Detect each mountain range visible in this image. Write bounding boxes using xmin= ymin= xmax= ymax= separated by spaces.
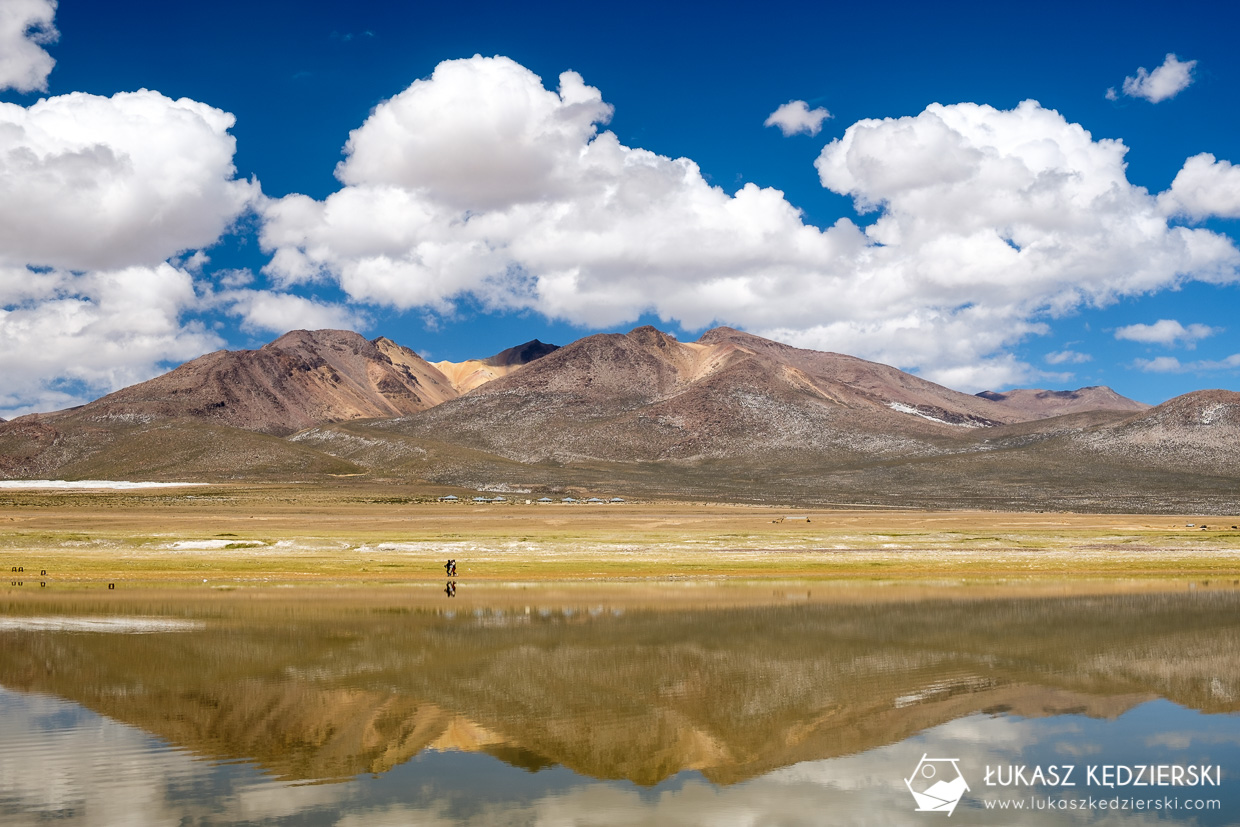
xmin=2 ymin=326 xmax=1237 ymax=511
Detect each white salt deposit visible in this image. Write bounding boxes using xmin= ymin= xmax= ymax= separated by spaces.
xmin=169 ymin=540 xmax=265 ymax=550
xmin=886 ymin=402 xmax=981 ymax=427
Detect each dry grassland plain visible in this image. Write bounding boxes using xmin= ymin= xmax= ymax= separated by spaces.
xmin=2 ymin=482 xmax=1239 ymax=592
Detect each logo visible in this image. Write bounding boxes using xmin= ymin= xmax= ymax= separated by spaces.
xmin=906 ymin=754 xmax=969 ymax=816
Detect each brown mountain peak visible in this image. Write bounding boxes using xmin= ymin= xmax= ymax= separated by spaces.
xmin=1137 ymin=388 xmax=1240 ymax=425
xmin=370 ymin=335 xmax=404 ymax=351
xmin=50 ymin=329 xmax=455 ymax=436
xmin=482 ymin=339 xmax=560 ymax=368
xmin=696 ymin=326 xmax=775 ymax=348
xmin=976 ymin=386 xmax=1148 ymax=419
xmin=371 ymin=335 xmax=434 ymax=367
xmin=625 ymin=325 xmax=680 ymax=349
xmin=265 ymin=328 xmax=371 ymax=352
xmin=696 ymin=325 xmax=741 ymax=341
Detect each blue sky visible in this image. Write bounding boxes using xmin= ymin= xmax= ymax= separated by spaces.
xmin=1 ymin=0 xmax=1238 ymax=417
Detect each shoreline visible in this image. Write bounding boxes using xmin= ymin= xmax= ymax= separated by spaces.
xmin=5 ymin=575 xmax=1240 ymax=612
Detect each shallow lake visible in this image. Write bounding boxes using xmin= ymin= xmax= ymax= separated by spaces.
xmin=2 ymin=581 xmax=1240 ymax=825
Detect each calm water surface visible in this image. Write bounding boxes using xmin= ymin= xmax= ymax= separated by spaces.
xmin=2 ymin=582 xmax=1240 ymax=825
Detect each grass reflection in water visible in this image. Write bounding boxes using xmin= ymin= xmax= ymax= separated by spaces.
xmin=1 ymin=582 xmax=1238 ymax=787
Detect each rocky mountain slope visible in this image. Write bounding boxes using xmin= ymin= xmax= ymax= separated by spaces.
xmin=317 ymin=329 xmax=1236 ymax=511
xmin=1069 ymin=389 xmax=1240 ymax=474
xmin=0 ymin=330 xmax=559 ymax=479
xmin=373 ymin=325 xmax=1023 ymax=466
xmin=55 ymin=329 xmax=459 ymax=436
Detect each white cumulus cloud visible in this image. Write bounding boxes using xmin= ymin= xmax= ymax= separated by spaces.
xmin=804 ymin=99 xmax=1236 ymax=386
xmin=0 ymin=263 xmax=223 ymax=418
xmin=335 ymin=56 xmax=613 ymax=211
xmin=259 ymin=58 xmax=1240 ymax=392
xmin=1110 ymin=53 xmax=1197 ymax=103
xmin=1135 ymin=354 xmax=1240 ymax=373
xmin=0 ymin=89 xmax=257 ymax=271
xmin=0 ymin=0 xmax=57 ymax=93
xmin=260 ymin=55 xmax=867 ymax=325
xmin=1114 ymin=319 xmax=1220 ymax=348
xmin=1045 ymin=349 xmax=1091 ymax=365
xmin=1159 ymin=153 xmax=1240 ymax=221
xmin=220 ymin=289 xmax=367 ymax=336
xmin=0 ymin=62 xmax=257 ymax=416
xmin=765 ymin=100 xmax=832 ymax=136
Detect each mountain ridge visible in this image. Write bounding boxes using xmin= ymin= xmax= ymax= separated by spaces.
xmin=37 ymin=329 xmax=459 ymax=436
xmin=976 ymin=386 xmax=1150 ymax=419
xmin=3 ymin=326 xmax=1236 ymax=513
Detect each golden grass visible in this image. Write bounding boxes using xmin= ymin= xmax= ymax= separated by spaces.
xmin=2 ymin=482 xmax=1239 ymax=588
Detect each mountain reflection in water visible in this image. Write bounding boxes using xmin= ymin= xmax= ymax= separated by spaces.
xmin=2 ymin=582 xmax=1239 ymax=824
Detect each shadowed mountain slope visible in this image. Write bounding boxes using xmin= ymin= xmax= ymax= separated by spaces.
xmin=0 ymin=414 xmax=365 ymax=480
xmin=325 ymin=378 xmax=1239 ymax=511
xmin=977 ymin=386 xmax=1148 ymax=419
xmin=485 ymin=338 xmax=561 ymax=367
